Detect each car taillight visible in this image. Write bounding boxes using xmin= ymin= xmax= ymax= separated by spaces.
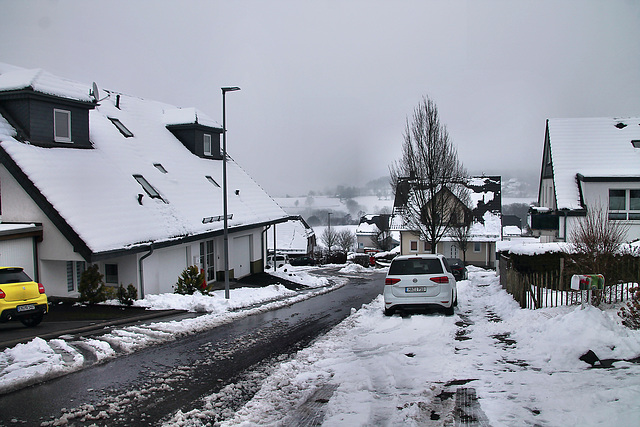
xmin=430 ymin=276 xmax=449 ymax=284
xmin=0 ymin=289 xmax=4 ymax=299
xmin=385 ymin=278 xmax=401 ymax=286
xmin=38 ymin=283 xmax=45 ymax=294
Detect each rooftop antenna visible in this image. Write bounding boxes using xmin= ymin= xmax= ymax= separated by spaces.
xmin=90 ymin=81 xmax=109 ymax=103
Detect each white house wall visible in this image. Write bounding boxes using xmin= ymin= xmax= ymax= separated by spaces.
xmin=580 ymin=181 xmax=640 ymax=242
xmin=1 ymin=164 xmax=82 ymax=262
xmin=539 ymin=177 xmax=556 ymax=209
xmin=139 ymin=244 xmax=190 ymax=295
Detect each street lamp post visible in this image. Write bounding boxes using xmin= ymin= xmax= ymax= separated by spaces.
xmin=222 ymin=86 xmax=240 ymax=300
xmin=327 ymin=212 xmax=332 ymax=259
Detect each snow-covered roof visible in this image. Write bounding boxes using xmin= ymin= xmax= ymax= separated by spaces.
xmin=266 ymin=219 xmax=314 ymax=255
xmin=163 ymin=107 xmax=221 ymax=128
xmin=502 ymin=225 xmax=522 ymax=237
xmin=0 ymin=65 xmax=288 ymax=255
xmin=356 ymin=214 xmax=390 ymax=235
xmin=547 ymin=117 xmax=640 ymax=210
xmin=0 ymin=65 xmax=93 ymax=103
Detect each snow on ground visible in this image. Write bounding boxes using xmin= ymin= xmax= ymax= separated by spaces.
xmin=204 ymin=266 xmax=640 ymax=427
xmin=2 ymin=265 xmax=640 ymax=426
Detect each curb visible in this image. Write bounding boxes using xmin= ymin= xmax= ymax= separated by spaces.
xmin=0 ymin=309 xmax=189 ymax=350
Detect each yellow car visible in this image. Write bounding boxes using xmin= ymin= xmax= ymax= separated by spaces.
xmin=0 ymin=267 xmax=48 ymax=327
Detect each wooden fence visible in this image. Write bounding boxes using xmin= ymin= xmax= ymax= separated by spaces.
xmin=499 ymin=253 xmax=638 ymax=309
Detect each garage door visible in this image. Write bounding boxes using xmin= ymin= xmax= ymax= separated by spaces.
xmin=233 ymin=235 xmax=251 ymax=279
xmin=0 ymin=238 xmax=36 ymax=279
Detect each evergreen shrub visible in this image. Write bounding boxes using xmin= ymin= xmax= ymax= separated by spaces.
xmin=175 ymin=265 xmax=210 ymax=295
xmin=117 ymin=284 xmax=138 ymax=306
xmin=78 ymin=264 xmax=107 ymax=305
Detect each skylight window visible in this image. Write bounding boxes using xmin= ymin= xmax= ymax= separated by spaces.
xmin=133 ymin=175 xmax=162 ymax=199
xmin=109 ymin=117 xmax=134 ymax=138
xmin=632 ymin=140 xmax=640 ymax=149
xmin=154 ymin=163 xmax=168 ymax=173
xmin=206 ymin=175 xmax=220 ymax=187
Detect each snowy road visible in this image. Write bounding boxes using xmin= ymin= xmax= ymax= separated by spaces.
xmin=0 ymin=270 xmax=385 ymax=425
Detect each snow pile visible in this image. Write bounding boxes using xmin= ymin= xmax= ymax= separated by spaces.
xmin=338 ymin=263 xmax=371 ymax=274
xmin=218 ymin=267 xmax=640 ymax=426
xmin=497 ymin=239 xmax=570 ymax=255
xmin=268 ymin=266 xmax=333 ymax=288
xmin=130 ymin=284 xmax=296 ymax=313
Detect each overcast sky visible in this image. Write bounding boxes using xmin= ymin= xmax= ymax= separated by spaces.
xmin=1 ymin=0 xmax=639 ymax=196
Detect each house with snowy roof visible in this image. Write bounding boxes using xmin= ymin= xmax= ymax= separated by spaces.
xmin=530 ymin=117 xmax=640 ymax=243
xmin=355 ymin=214 xmax=398 ymax=252
xmin=266 ymin=218 xmax=316 ymax=257
xmin=0 ymin=63 xmax=293 ymax=298
xmin=392 ymin=176 xmax=502 ymax=268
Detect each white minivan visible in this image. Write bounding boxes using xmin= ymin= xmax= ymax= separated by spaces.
xmin=383 ymin=254 xmax=457 ymax=316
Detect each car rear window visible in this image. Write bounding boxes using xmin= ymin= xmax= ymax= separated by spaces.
xmin=0 ymin=269 xmax=32 ymax=284
xmin=388 ymin=258 xmax=444 ymax=275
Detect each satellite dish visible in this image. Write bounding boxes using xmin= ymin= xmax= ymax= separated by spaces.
xmin=91 ymin=82 xmax=100 ymax=101
xmin=90 ymin=82 xmax=109 ymax=102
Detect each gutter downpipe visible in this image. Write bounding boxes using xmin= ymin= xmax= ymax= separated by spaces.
xmin=262 ymin=225 xmax=270 ymax=272
xmin=138 ymin=244 xmax=154 ymax=300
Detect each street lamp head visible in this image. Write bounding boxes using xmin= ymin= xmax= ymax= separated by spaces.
xmin=222 ymin=86 xmax=241 ymax=94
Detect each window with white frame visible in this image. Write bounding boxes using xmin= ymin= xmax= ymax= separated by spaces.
xmin=609 ymin=189 xmax=640 ymax=220
xmin=203 ymin=134 xmax=212 ymax=156
xmin=199 ymin=240 xmax=215 ymax=281
xmin=54 ymin=109 xmax=72 ymax=142
xmin=474 ymin=242 xmax=482 ymax=253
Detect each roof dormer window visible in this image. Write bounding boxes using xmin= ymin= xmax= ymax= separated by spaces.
xmin=109 ymin=117 xmax=134 ymax=138
xmin=54 ymin=109 xmax=72 ymax=143
xmin=203 ymin=134 xmax=212 ymax=156
xmin=632 ymin=140 xmax=640 ymax=148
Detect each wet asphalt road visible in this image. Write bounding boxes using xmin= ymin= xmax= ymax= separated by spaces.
xmin=0 ymin=269 xmax=385 ymax=426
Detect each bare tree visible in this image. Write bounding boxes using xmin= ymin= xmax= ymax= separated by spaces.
xmin=372 ymin=229 xmax=394 ymax=252
xmin=451 ymin=221 xmax=471 ymax=263
xmin=336 ymin=229 xmax=356 ymax=253
xmin=390 ymin=96 xmax=469 ymax=253
xmin=569 ymin=203 xmax=628 ymax=306
xmin=570 ymin=203 xmax=627 ymax=257
xmin=320 ymin=227 xmax=338 ymax=253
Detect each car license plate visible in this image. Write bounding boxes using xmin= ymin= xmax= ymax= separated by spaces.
xmin=405 ymin=286 xmax=426 ymax=293
xmin=17 ymin=304 xmax=35 ymax=312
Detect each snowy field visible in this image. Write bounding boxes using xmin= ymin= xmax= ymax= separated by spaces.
xmin=2 ymin=265 xmax=639 ymax=426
